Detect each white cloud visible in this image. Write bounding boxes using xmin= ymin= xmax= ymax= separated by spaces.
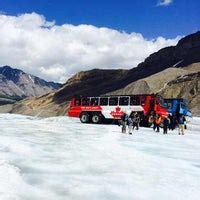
xmin=0 ymin=13 xmax=180 ymax=83
xmin=157 ymin=0 xmax=173 ymax=6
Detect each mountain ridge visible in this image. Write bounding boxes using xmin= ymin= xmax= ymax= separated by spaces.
xmin=0 ymin=65 xmax=62 ymax=97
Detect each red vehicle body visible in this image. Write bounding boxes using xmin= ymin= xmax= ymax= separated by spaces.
xmin=68 ymin=94 xmax=168 ymax=125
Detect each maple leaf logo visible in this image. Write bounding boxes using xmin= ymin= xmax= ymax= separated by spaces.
xmin=110 ymin=106 xmax=124 ymax=119
xmin=115 ymin=106 xmax=121 ymax=112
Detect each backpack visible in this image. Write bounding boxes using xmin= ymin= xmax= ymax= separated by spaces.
xmin=155 ymin=116 xmax=162 ymax=124
xmin=127 ymin=118 xmax=133 ymax=126
xmin=163 ymin=117 xmax=169 ymax=126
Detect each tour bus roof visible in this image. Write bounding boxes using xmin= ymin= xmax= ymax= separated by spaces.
xmin=73 ymin=93 xmax=160 ymax=99
xmin=164 ymin=98 xmax=188 ymax=104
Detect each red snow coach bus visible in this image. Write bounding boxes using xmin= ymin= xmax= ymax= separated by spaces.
xmin=68 ymin=94 xmax=168 ymax=126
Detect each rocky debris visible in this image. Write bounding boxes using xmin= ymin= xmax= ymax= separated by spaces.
xmin=167 ymin=72 xmax=200 ymax=85
xmin=0 ymin=92 xmax=69 ymax=117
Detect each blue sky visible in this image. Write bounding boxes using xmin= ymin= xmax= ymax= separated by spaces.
xmin=0 ymin=0 xmax=199 ymax=82
xmin=0 ymin=0 xmax=199 ymax=38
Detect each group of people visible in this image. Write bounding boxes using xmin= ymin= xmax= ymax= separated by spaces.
xmin=148 ymin=112 xmax=187 ymax=135
xmin=120 ymin=111 xmax=187 ymax=135
xmin=121 ymin=112 xmax=140 ymax=134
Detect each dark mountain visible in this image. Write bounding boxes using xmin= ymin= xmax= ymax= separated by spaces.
xmin=123 ymin=31 xmax=200 ymax=84
xmin=0 ymin=66 xmax=62 ymax=97
xmin=54 ymin=69 xmax=128 ymax=103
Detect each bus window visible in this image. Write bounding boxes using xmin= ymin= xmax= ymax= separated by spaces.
xmin=166 ymin=102 xmax=172 ymax=109
xmin=181 ymin=102 xmax=186 ymax=109
xmin=82 ymin=98 xmax=90 ymax=106
xmin=130 ymin=96 xmax=140 ymax=105
xmin=119 ymin=97 xmax=129 ymax=106
xmin=100 ymin=97 xmax=108 ymax=106
xmin=74 ymin=98 xmax=81 ymax=106
xmin=140 ymin=96 xmax=146 ymax=105
xmin=90 ymin=98 xmax=99 ymax=106
xmin=109 ymin=97 xmax=118 ymax=106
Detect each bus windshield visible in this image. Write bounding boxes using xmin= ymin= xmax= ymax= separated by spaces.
xmin=156 ymin=95 xmax=165 ymax=107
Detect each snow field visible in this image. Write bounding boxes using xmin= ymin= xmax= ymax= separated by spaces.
xmin=0 ymin=114 xmax=199 ymax=200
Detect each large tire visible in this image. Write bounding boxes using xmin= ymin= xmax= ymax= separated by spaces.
xmin=80 ymin=112 xmax=90 ymax=123
xmin=91 ymin=114 xmax=102 ymax=124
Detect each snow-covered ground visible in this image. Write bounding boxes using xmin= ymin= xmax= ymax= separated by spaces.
xmin=0 ymin=114 xmax=200 ymax=200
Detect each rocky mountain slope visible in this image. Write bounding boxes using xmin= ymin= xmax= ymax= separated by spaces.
xmin=107 ymin=68 xmax=188 ymax=95
xmin=108 ymin=63 xmax=200 ymax=116
xmin=0 ymin=66 xmax=62 ymax=97
xmin=1 ymin=31 xmax=200 ymax=117
xmin=160 ymin=70 xmax=200 ymax=116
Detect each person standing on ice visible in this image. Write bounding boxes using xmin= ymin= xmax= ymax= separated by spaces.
xmin=148 ymin=111 xmax=155 ymax=127
xmin=163 ymin=116 xmax=170 ymax=134
xmin=155 ymin=114 xmax=162 ymax=132
xmin=178 ymin=114 xmax=186 ymax=135
xmin=152 ymin=114 xmax=157 ymax=131
xmin=127 ymin=116 xmax=133 ymax=135
xmin=132 ymin=112 xmax=140 ymax=130
xmin=171 ymin=115 xmax=178 ymax=130
xmin=121 ymin=112 xmax=129 ymax=133
xmin=168 ymin=114 xmax=173 ymax=130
